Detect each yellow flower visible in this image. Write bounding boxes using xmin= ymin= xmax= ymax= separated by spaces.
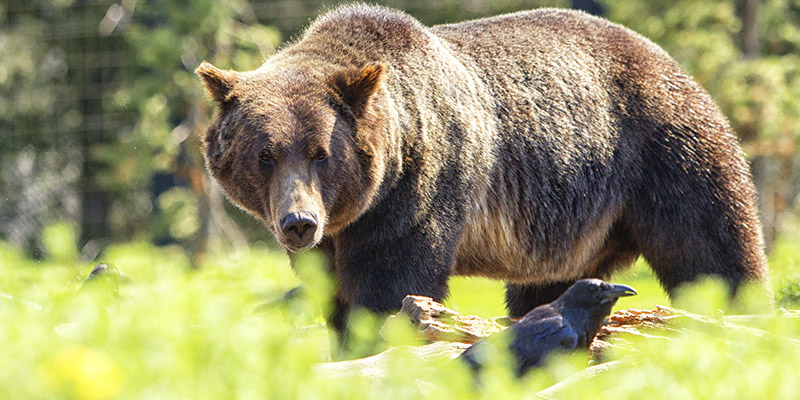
xmin=37 ymin=345 xmax=123 ymax=400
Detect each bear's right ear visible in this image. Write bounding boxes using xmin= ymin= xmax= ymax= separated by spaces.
xmin=329 ymin=63 xmax=386 ymax=118
xmin=195 ymin=62 xmax=239 ymax=104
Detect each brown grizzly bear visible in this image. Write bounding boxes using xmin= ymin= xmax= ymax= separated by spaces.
xmin=196 ymin=5 xmax=767 ymax=334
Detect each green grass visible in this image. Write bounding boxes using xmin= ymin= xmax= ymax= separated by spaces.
xmin=2 ymin=226 xmax=800 ymax=399
xmin=446 ymin=258 xmax=670 ymax=318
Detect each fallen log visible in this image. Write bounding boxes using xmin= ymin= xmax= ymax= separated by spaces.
xmin=315 ymin=295 xmax=800 ymax=388
xmin=314 ymin=341 xmax=470 ymax=381
xmin=381 ymin=295 xmax=508 ymax=344
xmin=392 ymin=295 xmax=680 ymax=361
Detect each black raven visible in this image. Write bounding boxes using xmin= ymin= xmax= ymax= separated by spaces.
xmin=459 ymin=279 xmax=636 ymax=376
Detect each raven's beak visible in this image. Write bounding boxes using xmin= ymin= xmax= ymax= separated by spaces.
xmin=600 ymin=284 xmax=637 ymax=301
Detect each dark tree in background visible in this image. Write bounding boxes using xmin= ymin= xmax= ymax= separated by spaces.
xmin=572 ymin=0 xmax=603 ymax=16
xmin=737 ymin=0 xmax=760 ymax=58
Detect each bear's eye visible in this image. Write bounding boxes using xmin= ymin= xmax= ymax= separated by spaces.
xmin=311 ymin=150 xmax=329 ymax=163
xmin=258 ymin=150 xmax=275 ymax=166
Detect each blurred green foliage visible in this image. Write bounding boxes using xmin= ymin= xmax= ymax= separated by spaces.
xmin=41 ymin=222 xmax=80 ymax=264
xmin=2 ymin=225 xmax=800 ymax=399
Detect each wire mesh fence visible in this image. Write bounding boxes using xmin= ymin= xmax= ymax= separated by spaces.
xmin=2 ymin=1 xmax=134 ymax=255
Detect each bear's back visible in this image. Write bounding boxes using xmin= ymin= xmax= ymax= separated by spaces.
xmin=430 ymin=9 xmax=707 ymax=133
xmin=431 ymin=8 xmax=672 ymax=73
xmin=288 ymin=4 xmax=433 ymax=64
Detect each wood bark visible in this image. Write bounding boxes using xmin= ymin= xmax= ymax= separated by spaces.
xmin=315 ymin=295 xmax=800 ymax=393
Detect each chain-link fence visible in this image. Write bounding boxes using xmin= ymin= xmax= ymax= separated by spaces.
xmin=2 ymin=1 xmax=134 ymax=256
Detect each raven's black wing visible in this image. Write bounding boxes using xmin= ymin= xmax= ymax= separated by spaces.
xmin=458 ymin=329 xmax=514 ymax=373
xmin=459 ymin=305 xmax=580 ymax=376
xmin=509 ymin=307 xmax=579 ymax=376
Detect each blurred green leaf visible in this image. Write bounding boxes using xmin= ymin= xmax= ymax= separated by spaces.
xmin=0 ymin=235 xmax=799 ymax=398
xmin=41 ymin=222 xmax=79 ymax=264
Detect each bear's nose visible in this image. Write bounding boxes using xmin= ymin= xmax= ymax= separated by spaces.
xmin=280 ymin=212 xmax=318 ymax=247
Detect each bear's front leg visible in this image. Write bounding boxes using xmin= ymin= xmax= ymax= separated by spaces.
xmin=328 ymin=223 xmax=458 ymax=349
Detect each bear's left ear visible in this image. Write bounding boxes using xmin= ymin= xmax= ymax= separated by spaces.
xmin=329 ymin=63 xmax=385 ymax=118
xmin=195 ymin=61 xmax=240 ymax=104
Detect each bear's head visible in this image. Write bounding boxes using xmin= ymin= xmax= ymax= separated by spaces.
xmin=196 ymin=62 xmax=388 ymax=251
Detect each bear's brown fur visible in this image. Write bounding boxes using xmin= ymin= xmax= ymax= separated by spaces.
xmin=196 ymin=5 xmax=767 ymax=333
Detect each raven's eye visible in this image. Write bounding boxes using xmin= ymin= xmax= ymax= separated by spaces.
xmin=259 ymin=150 xmax=275 ymax=166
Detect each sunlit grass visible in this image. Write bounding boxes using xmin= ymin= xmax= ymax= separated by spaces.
xmin=445 ymin=277 xmax=506 ymax=316
xmin=610 ymin=259 xmax=671 ymax=311
xmin=447 ymin=258 xmax=670 ymax=317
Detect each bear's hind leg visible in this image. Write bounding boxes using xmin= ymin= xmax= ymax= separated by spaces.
xmin=504 ymin=281 xmax=576 ymax=318
xmin=629 ymin=133 xmax=767 ymax=296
